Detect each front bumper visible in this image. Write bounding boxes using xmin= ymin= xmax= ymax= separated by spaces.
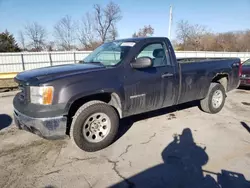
xmin=14 ymin=109 xmax=67 ymax=139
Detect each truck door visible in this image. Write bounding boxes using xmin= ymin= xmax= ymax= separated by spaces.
xmin=161 ymin=40 xmax=178 ymax=108
xmin=124 ymin=41 xmax=175 ymax=116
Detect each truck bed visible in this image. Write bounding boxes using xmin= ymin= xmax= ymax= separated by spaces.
xmin=176 ymin=57 xmax=240 ymax=104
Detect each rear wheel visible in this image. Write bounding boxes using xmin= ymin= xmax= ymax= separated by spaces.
xmin=200 ymin=83 xmax=226 ymax=114
xmin=70 ymin=101 xmax=119 ymax=152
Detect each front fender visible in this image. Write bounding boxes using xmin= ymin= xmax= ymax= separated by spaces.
xmin=62 ymin=85 xmax=125 ymax=116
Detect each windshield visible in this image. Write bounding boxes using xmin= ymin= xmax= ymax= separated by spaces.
xmin=83 ymin=41 xmax=135 ymax=66
xmin=243 ymin=59 xmax=250 ymax=66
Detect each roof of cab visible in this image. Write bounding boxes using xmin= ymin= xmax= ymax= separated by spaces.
xmin=113 ymin=37 xmax=168 ymax=43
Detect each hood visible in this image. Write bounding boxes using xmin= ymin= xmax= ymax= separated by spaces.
xmin=242 ymin=65 xmax=250 ymax=75
xmin=15 ymin=63 xmax=105 ymax=85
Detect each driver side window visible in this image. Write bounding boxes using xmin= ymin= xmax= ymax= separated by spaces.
xmin=136 ymin=43 xmax=167 ymax=67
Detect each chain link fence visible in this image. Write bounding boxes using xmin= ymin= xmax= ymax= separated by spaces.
xmin=0 ymin=51 xmax=90 ymax=73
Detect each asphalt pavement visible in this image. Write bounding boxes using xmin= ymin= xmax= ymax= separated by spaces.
xmin=0 ymin=89 xmax=250 ymax=188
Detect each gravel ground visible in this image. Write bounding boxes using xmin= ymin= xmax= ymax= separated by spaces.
xmin=0 ymin=88 xmax=250 ymax=188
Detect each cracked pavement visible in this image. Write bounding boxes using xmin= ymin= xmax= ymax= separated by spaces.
xmin=0 ymin=89 xmax=250 ymax=188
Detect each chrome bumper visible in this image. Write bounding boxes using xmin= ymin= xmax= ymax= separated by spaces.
xmin=14 ymin=109 xmax=67 ymax=139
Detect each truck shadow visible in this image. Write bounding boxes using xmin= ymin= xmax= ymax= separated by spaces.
xmin=0 ymin=114 xmax=12 ymax=131
xmin=112 ymin=128 xmax=250 ymax=188
xmin=115 ymin=101 xmax=199 ymax=141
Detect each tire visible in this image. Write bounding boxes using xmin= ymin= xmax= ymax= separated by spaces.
xmin=70 ymin=100 xmax=119 ymax=152
xmin=200 ymin=83 xmax=226 ymax=114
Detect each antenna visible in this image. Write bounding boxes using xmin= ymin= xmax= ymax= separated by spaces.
xmin=168 ymin=5 xmax=173 ymax=40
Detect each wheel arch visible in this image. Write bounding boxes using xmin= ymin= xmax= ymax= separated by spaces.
xmin=68 ymin=92 xmax=122 ymax=117
xmin=66 ymin=92 xmax=123 ymax=135
xmin=211 ymin=73 xmax=229 ymax=91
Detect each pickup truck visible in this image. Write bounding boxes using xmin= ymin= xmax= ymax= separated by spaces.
xmin=13 ymin=37 xmax=241 ymax=152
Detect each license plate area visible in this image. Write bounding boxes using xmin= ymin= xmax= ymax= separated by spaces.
xmin=241 ymin=80 xmax=246 ymax=84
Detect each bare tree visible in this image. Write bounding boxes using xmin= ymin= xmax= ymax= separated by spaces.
xmin=109 ymin=23 xmax=118 ymax=40
xmin=94 ymin=1 xmax=122 ymax=42
xmin=77 ymin=12 xmax=97 ymax=49
xmin=216 ymin=32 xmax=237 ymax=52
xmin=45 ymin=41 xmax=55 ymax=51
xmin=235 ymin=31 xmax=248 ymax=52
xmin=54 ymin=15 xmax=77 ymax=50
xmin=176 ymin=20 xmax=190 ymax=46
xmin=229 ymin=31 xmax=250 ymax=52
xmin=77 ymin=1 xmax=121 ymax=49
xmin=18 ymin=31 xmax=26 ymax=50
xmin=176 ymin=20 xmax=207 ymax=50
xmin=132 ymin=25 xmax=154 ymax=37
xmin=199 ymin=33 xmax=218 ymax=51
xmin=83 ymin=41 xmax=102 ymax=51
xmin=241 ymin=30 xmax=250 ymax=51
xmin=25 ymin=22 xmax=47 ymax=51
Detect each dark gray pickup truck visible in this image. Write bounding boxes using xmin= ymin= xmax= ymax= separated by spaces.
xmin=13 ymin=37 xmax=241 ymax=151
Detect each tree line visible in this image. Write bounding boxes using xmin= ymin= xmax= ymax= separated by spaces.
xmin=1 ymin=1 xmax=122 ymax=52
xmin=174 ymin=20 xmax=250 ymax=52
xmin=1 ymin=2 xmax=250 ymax=52
xmin=0 ymin=1 xmax=155 ymax=52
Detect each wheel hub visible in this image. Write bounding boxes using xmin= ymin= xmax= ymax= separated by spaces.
xmin=212 ymin=90 xmax=223 ymax=108
xmin=82 ymin=113 xmax=111 ymax=143
xmin=90 ymin=121 xmax=100 ymax=132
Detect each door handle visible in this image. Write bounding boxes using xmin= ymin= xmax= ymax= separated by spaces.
xmin=162 ymin=73 xmax=173 ymax=78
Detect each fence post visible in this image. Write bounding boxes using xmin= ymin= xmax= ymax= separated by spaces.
xmin=49 ymin=52 xmax=53 ymax=66
xmin=73 ymin=52 xmax=76 ymax=64
xmin=21 ymin=53 xmax=25 ymax=70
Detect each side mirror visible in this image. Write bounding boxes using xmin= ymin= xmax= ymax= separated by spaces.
xmin=130 ymin=57 xmax=153 ymax=69
xmin=78 ymin=60 xmax=84 ymax=64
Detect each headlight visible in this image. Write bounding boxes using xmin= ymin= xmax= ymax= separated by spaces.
xmin=30 ymin=86 xmax=54 ymax=105
xmin=241 ymin=74 xmax=250 ymax=78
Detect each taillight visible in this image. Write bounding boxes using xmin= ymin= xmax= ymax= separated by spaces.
xmin=239 ymin=61 xmax=242 ymax=76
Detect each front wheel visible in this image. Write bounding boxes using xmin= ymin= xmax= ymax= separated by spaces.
xmin=200 ymin=83 xmax=226 ymax=114
xmin=70 ymin=101 xmax=119 ymax=152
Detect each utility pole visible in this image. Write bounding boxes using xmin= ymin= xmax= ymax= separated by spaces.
xmin=168 ymin=5 xmax=173 ymax=40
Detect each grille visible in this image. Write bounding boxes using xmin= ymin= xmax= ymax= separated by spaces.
xmin=18 ymin=85 xmax=28 ymax=102
xmin=18 ymin=85 xmax=25 ymax=101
